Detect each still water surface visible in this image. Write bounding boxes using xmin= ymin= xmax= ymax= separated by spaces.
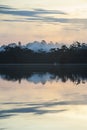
xmin=0 ymin=65 xmax=87 ymax=130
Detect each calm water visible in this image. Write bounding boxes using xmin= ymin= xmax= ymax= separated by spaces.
xmin=0 ymin=65 xmax=87 ymax=130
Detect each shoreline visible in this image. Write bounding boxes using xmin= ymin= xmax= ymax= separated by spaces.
xmin=0 ymin=63 xmax=87 ymax=66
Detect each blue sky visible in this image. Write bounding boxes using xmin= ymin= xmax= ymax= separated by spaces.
xmin=0 ymin=0 xmax=87 ymax=45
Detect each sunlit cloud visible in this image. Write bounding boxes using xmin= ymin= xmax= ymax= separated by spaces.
xmin=0 ymin=4 xmax=87 ymax=27
xmin=1 ymin=17 xmax=87 ymax=27
xmin=0 ymin=4 xmax=67 ymax=17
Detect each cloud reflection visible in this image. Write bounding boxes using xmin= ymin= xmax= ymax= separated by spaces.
xmin=1 ymin=99 xmax=87 ymax=119
xmin=0 ymin=100 xmax=68 ymax=119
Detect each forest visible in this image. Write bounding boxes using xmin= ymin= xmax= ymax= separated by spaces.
xmin=0 ymin=41 xmax=87 ymax=64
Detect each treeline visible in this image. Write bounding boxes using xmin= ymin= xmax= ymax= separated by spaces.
xmin=0 ymin=41 xmax=87 ymax=64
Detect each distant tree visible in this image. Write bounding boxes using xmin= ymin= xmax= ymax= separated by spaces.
xmin=76 ymin=41 xmax=81 ymax=47
xmin=18 ymin=41 xmax=21 ymax=46
xmin=61 ymin=45 xmax=68 ymax=52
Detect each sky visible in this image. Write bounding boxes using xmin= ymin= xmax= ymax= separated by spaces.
xmin=0 ymin=0 xmax=87 ymax=45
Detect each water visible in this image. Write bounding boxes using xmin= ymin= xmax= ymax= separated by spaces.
xmin=0 ymin=65 xmax=87 ymax=130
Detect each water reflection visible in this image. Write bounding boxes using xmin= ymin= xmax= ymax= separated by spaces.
xmin=0 ymin=65 xmax=87 ymax=85
xmin=0 ymin=101 xmax=67 ymax=119
xmin=0 ymin=65 xmax=87 ymax=130
xmin=1 ymin=99 xmax=87 ymax=119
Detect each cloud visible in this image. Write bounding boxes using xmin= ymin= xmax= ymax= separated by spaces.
xmin=63 ymin=27 xmax=80 ymax=31
xmin=0 ymin=4 xmax=87 ymax=28
xmin=38 ymin=17 xmax=87 ymax=24
xmin=1 ymin=16 xmax=87 ymax=27
xmin=0 ymin=4 xmax=67 ymax=17
xmin=0 ymin=4 xmax=14 ymax=10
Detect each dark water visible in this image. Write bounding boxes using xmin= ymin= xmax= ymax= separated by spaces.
xmin=0 ymin=65 xmax=87 ymax=130
xmin=0 ymin=64 xmax=87 ymax=85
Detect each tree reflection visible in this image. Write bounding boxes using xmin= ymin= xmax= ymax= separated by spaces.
xmin=0 ymin=65 xmax=87 ymax=85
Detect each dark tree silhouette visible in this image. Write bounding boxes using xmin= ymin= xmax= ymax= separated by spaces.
xmin=0 ymin=41 xmax=87 ymax=64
